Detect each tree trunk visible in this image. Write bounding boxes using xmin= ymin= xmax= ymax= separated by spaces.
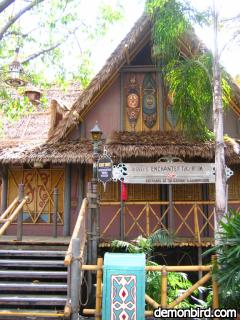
xmin=212 ymin=0 xmax=227 ymax=234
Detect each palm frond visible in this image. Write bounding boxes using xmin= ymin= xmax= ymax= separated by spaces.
xmin=148 ymin=229 xmax=174 ymax=247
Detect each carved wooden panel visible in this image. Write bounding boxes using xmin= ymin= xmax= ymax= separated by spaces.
xmin=124 ymin=72 xmax=159 ymax=132
xmin=8 ymin=167 xmax=64 ymax=224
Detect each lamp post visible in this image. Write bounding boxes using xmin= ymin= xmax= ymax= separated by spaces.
xmin=90 ymin=121 xmax=103 ymax=180
xmin=89 ymin=121 xmax=102 ymax=265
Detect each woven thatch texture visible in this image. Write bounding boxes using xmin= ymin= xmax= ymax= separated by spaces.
xmin=107 ymin=131 xmax=240 ymax=164
xmin=1 ymin=112 xmax=51 ymax=144
xmin=48 ymin=14 xmax=151 ymax=143
xmin=0 ymin=140 xmax=93 ymax=164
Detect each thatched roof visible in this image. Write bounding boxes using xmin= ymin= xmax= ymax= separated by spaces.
xmin=47 ymin=13 xmax=240 ymax=144
xmin=0 ymin=83 xmax=82 ymax=146
xmin=0 ymin=131 xmax=239 ymax=165
xmin=48 ymin=14 xmax=152 ymax=143
xmin=106 ymin=131 xmax=240 ymax=165
xmin=0 ymin=140 xmax=93 ymax=164
xmin=1 ymin=112 xmax=51 ymax=144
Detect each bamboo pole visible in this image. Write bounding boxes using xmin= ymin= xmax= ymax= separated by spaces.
xmin=0 ymin=197 xmax=18 ymax=220
xmin=146 ymin=265 xmax=211 ymax=272
xmin=0 ymin=197 xmax=28 ymax=236
xmin=146 ymin=202 xmax=150 ymax=236
xmin=95 ymin=258 xmax=103 ymax=320
xmin=194 ymin=203 xmax=201 ymax=244
xmin=161 ymin=266 xmax=168 ymax=308
xmin=145 ymin=293 xmax=160 ymax=309
xmin=211 ymin=255 xmax=219 ymax=318
xmin=81 ymin=264 xmax=211 ymax=272
xmin=168 ymin=272 xmax=211 ymax=308
xmin=70 ymin=238 xmax=81 ymax=320
xmin=64 ymin=198 xmax=88 ymax=266
xmin=83 ymin=308 xmax=154 ymax=317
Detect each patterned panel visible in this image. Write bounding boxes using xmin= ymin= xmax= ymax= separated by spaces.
xmin=111 ymin=275 xmax=136 ymax=320
xmin=143 ymin=73 xmax=157 ymax=128
xmin=7 ymin=167 xmax=64 ymax=224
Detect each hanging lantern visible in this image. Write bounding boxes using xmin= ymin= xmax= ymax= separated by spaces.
xmin=3 ymin=48 xmax=28 ymax=87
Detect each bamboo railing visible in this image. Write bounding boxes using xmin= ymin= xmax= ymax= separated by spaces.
xmin=81 ymin=256 xmax=219 ymax=319
xmin=64 ymin=198 xmax=88 ymax=320
xmin=100 ymin=200 xmax=240 ymax=243
xmin=0 ymin=196 xmax=28 ymax=237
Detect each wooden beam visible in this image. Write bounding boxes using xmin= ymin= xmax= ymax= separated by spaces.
xmin=1 ymin=165 xmax=8 ymax=214
xmin=121 ymin=65 xmax=159 ymax=73
xmin=63 ymin=164 xmax=71 ymax=237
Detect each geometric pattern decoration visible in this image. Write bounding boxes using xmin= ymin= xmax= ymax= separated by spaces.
xmin=111 ymin=275 xmax=136 ymax=320
xmin=143 ymin=73 xmax=157 ymax=128
xmin=126 ymin=74 xmax=140 ymax=132
xmin=7 ymin=167 xmax=64 ymax=224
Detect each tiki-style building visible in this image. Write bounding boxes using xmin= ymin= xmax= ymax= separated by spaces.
xmin=0 ymin=12 xmax=240 ymax=319
xmin=1 ymin=14 xmax=240 ymax=248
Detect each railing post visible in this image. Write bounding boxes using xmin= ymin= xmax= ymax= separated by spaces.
xmin=17 ymin=184 xmax=24 ymax=241
xmin=168 ymin=185 xmax=174 ymax=234
xmin=52 ymin=187 xmax=58 ymax=238
xmin=211 ymin=255 xmax=219 ymax=319
xmin=146 ymin=202 xmax=150 ymax=237
xmin=71 ymin=238 xmax=81 ymax=320
xmin=194 ymin=203 xmax=200 ymax=244
xmin=95 ymin=257 xmax=103 ymax=320
xmin=161 ymin=266 xmax=168 ymax=308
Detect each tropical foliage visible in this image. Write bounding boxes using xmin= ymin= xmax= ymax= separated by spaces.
xmin=112 ymin=230 xmax=207 ymax=308
xmin=0 ymin=0 xmax=124 ymax=119
xmin=205 ymin=210 xmax=240 ymax=309
xmin=146 ymin=0 xmax=231 ymax=140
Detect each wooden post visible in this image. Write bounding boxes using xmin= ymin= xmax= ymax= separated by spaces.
xmin=211 ymin=255 xmax=219 ymax=315
xmin=91 ymin=180 xmax=98 ymax=265
xmin=71 ymin=238 xmax=81 ymax=320
xmin=1 ymin=165 xmax=8 ymax=214
xmin=194 ymin=204 xmax=201 ymax=244
xmin=17 ymin=184 xmax=24 ymax=241
xmin=87 ymin=182 xmax=92 ymax=265
xmin=120 ymin=71 xmax=124 ymax=131
xmin=168 ymin=185 xmax=174 ymax=234
xmin=64 ymin=164 xmax=71 ymax=236
xmin=52 ymin=187 xmax=58 ymax=238
xmin=95 ymin=258 xmax=103 ymax=320
xmin=77 ymin=165 xmax=84 ymax=213
xmin=161 ymin=266 xmax=168 ymax=308
xmin=146 ymin=202 xmax=150 ymax=237
xmin=120 ymin=181 xmax=124 ymax=240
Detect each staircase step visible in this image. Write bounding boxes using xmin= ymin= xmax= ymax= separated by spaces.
xmin=0 ymin=282 xmax=67 ymax=292
xmin=0 ymin=309 xmax=64 ymax=319
xmin=0 ymin=270 xmax=67 ymax=279
xmin=0 ymin=294 xmax=67 ymax=306
xmin=0 ymin=259 xmax=66 ymax=268
xmin=0 ymin=250 xmax=66 ymax=257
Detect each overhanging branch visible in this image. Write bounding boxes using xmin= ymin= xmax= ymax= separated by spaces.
xmin=0 ymin=0 xmax=15 ymax=14
xmin=22 ymin=24 xmax=82 ymax=64
xmin=22 ymin=42 xmax=62 ymax=64
xmin=0 ymin=0 xmax=45 ymax=41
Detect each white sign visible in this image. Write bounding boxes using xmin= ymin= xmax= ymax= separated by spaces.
xmin=112 ymin=162 xmax=233 ymax=184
